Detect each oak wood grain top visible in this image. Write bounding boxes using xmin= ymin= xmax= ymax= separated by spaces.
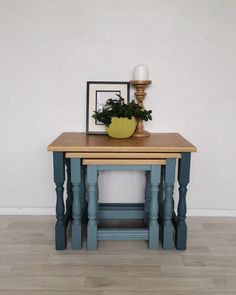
xmin=83 ymin=159 xmax=166 ymax=165
xmin=48 ymin=132 xmax=196 ymax=153
xmin=66 ymin=152 xmax=181 ymax=159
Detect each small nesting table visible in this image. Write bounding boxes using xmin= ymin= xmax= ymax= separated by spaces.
xmin=82 ymin=158 xmax=166 ymax=250
xmin=47 ymin=132 xmax=196 ymax=250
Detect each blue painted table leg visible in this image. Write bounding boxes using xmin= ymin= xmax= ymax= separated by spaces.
xmin=158 ymin=166 xmax=165 ymax=217
xmin=53 ymin=152 xmax=66 ymax=250
xmin=80 ymin=164 xmax=86 ymax=222
xmin=149 ymin=165 xmax=161 ymax=250
xmin=176 ymin=152 xmax=191 ymax=250
xmin=144 ymin=171 xmax=151 ymax=225
xmin=71 ymin=158 xmax=82 ymax=250
xmin=87 ymin=166 xmax=98 ymax=250
xmin=65 ymin=158 xmax=73 ymax=222
xmin=163 ymin=159 xmax=176 ymax=250
xmin=96 ymin=173 xmax=100 ymax=223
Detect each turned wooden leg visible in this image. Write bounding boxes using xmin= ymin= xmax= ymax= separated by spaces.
xmin=53 ymin=152 xmax=66 ymax=250
xmin=96 ymin=173 xmax=100 ymax=223
xmin=87 ymin=166 xmax=98 ymax=250
xmin=163 ymin=159 xmax=176 ymax=250
xmin=144 ymin=171 xmax=151 ymax=224
xmin=65 ymin=158 xmax=73 ymax=222
xmin=80 ymin=164 xmax=86 ymax=222
xmin=176 ymin=152 xmax=191 ymax=250
xmin=158 ymin=165 xmax=165 ymax=217
xmin=149 ymin=165 xmax=161 ymax=250
xmin=71 ymin=158 xmax=82 ymax=250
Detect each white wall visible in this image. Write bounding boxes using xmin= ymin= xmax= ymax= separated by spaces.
xmin=0 ymin=0 xmax=236 ymax=215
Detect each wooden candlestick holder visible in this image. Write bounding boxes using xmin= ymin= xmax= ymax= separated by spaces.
xmin=130 ymin=80 xmax=152 ymax=138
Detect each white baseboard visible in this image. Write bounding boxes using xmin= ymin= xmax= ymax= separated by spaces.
xmin=187 ymin=209 xmax=236 ymax=217
xmin=0 ymin=208 xmax=236 ymax=217
xmin=0 ymin=208 xmax=55 ymax=215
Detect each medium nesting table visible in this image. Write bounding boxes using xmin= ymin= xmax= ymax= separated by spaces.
xmin=47 ymin=132 xmax=196 ymax=250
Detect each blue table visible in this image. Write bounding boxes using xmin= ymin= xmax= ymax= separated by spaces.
xmin=48 ymin=132 xmax=196 ymax=250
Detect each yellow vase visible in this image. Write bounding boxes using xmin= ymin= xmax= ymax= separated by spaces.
xmin=106 ymin=117 xmax=137 ymax=139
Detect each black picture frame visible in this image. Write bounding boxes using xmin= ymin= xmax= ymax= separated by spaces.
xmin=86 ymin=81 xmax=130 ymax=134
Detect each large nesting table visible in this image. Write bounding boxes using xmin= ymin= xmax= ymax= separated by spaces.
xmin=48 ymin=132 xmax=196 ymax=250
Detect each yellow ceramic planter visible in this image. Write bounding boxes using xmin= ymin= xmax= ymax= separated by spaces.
xmin=106 ymin=117 xmax=137 ymax=139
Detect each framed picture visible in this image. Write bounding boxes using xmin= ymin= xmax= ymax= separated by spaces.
xmin=86 ymin=81 xmax=130 ymax=134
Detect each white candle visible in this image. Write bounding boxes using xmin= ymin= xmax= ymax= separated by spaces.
xmin=133 ymin=64 xmax=149 ymax=80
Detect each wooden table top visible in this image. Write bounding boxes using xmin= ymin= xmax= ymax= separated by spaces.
xmin=48 ymin=132 xmax=197 ymax=153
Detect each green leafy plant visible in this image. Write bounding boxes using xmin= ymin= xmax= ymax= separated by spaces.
xmin=92 ymin=94 xmax=152 ymax=127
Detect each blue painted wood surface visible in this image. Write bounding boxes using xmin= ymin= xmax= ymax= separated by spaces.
xmin=176 ymin=152 xmax=191 ymax=250
xmin=85 ymin=163 xmax=163 ymax=250
xmin=98 ymin=229 xmax=149 ymax=240
xmin=87 ymin=166 xmax=98 ymax=250
xmin=99 ymin=203 xmax=145 ymax=219
xmin=158 ymin=166 xmax=165 ymax=212
xmin=53 ymin=152 xmax=66 ymax=250
xmin=65 ymin=158 xmax=73 ymax=224
xmin=96 ymin=179 xmax=99 ymax=223
xmin=95 ymin=165 xmax=153 ymax=171
xmin=144 ymin=171 xmax=151 ymax=224
xmin=71 ymin=158 xmax=82 ymax=250
xmin=149 ymin=165 xmax=161 ymax=250
xmin=80 ymin=164 xmax=86 ymax=222
xmin=163 ymin=159 xmax=176 ymax=250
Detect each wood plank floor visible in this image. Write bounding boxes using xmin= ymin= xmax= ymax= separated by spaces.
xmin=0 ymin=216 xmax=236 ymax=294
